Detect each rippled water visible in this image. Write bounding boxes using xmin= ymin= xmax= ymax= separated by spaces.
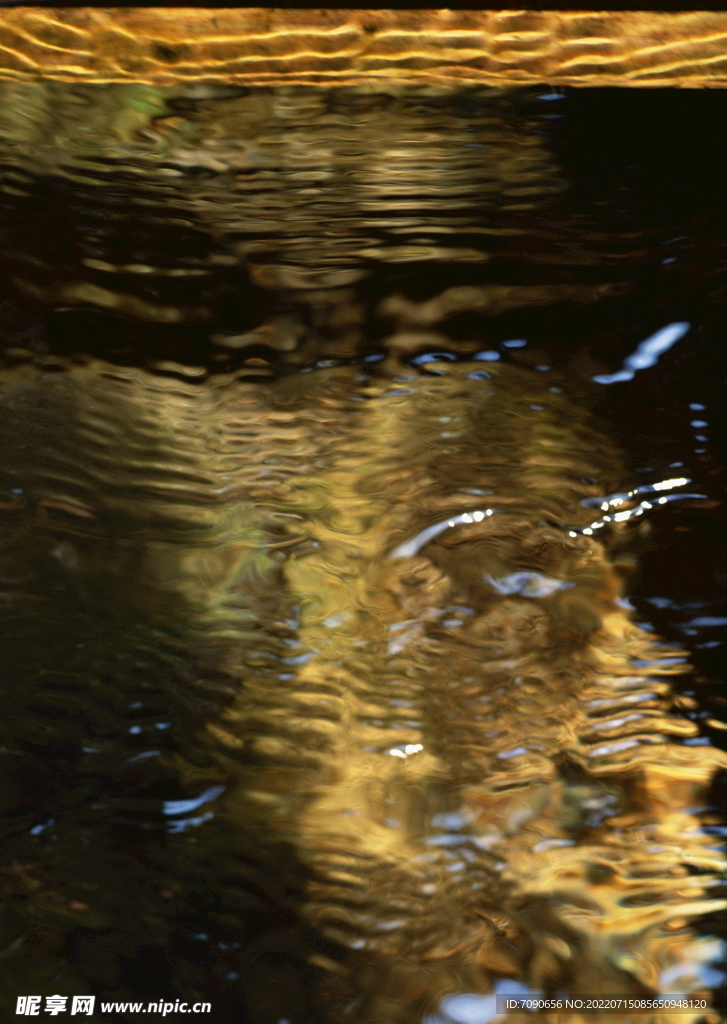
xmin=0 ymin=84 xmax=726 ymax=1024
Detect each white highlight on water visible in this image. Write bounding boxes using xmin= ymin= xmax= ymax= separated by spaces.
xmin=388 ymin=743 xmax=424 ymax=759
xmin=592 ymin=322 xmax=691 ymax=384
xmin=572 ymin=476 xmax=705 ymax=537
xmin=163 ymin=785 xmax=225 ymax=817
xmin=390 ymin=479 xmax=706 ymax=557
xmin=486 ymin=571 xmax=574 ymax=598
xmin=389 ymin=509 xmax=492 ymax=558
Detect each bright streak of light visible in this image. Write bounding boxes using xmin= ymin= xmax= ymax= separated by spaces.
xmin=593 ymin=322 xmax=690 ymax=384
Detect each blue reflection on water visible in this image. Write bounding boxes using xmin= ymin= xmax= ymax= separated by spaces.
xmin=593 ymin=322 xmax=691 ymax=384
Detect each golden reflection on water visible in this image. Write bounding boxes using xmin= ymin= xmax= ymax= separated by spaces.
xmin=0 ymin=82 xmax=574 ymax=355
xmin=0 ymin=353 xmax=725 ymax=1023
xmin=0 ymin=82 xmax=725 ymax=1024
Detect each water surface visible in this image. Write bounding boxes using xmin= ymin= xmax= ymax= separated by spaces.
xmin=0 ymin=84 xmax=725 ymax=1024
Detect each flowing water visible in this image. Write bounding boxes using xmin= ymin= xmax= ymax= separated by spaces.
xmin=0 ymin=84 xmax=726 ymax=1024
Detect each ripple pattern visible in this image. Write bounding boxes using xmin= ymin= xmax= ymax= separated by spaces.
xmin=0 ymin=355 xmax=725 ymax=1021
xmin=0 ymin=81 xmax=726 ymax=1024
xmin=0 ymin=11 xmax=726 ymax=88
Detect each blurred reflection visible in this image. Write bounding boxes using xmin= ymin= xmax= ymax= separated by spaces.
xmin=1 ymin=354 xmax=725 ymax=1023
xmin=0 ymin=84 xmax=725 ymax=1024
xmin=0 ymin=82 xmax=626 ymax=373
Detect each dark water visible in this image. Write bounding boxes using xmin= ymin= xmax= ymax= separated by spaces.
xmin=0 ymin=84 xmax=726 ymax=1024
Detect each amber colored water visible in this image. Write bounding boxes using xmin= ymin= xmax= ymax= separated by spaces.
xmin=0 ymin=85 xmax=726 ymax=1024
